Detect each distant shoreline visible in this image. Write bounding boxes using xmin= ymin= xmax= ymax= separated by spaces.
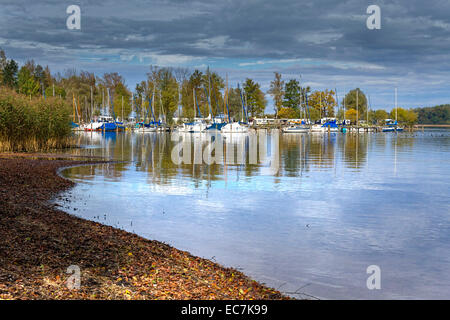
xmin=414 ymin=124 xmax=450 ymax=128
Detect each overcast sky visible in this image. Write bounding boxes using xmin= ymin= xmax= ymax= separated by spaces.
xmin=0 ymin=0 xmax=449 ymax=111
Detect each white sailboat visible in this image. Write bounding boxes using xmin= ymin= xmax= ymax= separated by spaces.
xmin=282 ymin=125 xmax=309 ymax=133
xmin=221 ymin=82 xmax=249 ymax=133
xmin=383 ymin=88 xmax=404 ymax=132
xmin=221 ymin=122 xmax=249 ymax=133
xmin=190 ymin=119 xmax=208 ymax=132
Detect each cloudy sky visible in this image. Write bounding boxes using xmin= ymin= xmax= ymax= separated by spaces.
xmin=1 ymin=0 xmax=449 ymax=111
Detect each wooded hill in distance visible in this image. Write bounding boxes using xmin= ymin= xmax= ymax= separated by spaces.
xmin=414 ymin=105 xmax=450 ymax=125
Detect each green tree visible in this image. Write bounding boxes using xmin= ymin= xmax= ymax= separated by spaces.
xmin=243 ymin=78 xmax=266 ymax=117
xmin=282 ymin=79 xmax=301 ymax=110
xmin=342 ymin=88 xmax=367 ymax=120
xmin=113 ymin=82 xmax=131 ymax=121
xmin=268 ymin=72 xmax=284 ymax=116
xmin=371 ymin=109 xmax=388 ymax=125
xmin=414 ymin=105 xmax=450 ymax=124
xmin=180 ymin=69 xmax=206 ymax=118
xmin=1 ymin=59 xmax=18 ymax=88
xmin=208 ymin=72 xmax=225 ymax=118
xmin=157 ymin=68 xmax=179 ymax=123
xmin=17 ymin=66 xmax=40 ymax=97
xmin=0 ymin=50 xmax=6 ymax=84
xmin=225 ymin=87 xmax=242 ymax=121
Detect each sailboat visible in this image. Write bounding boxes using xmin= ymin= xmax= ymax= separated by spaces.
xmin=91 ymin=89 xmax=125 ymax=132
xmin=137 ymin=90 xmax=158 ymax=132
xmin=177 ymin=88 xmax=207 ymax=132
xmin=383 ymin=88 xmax=404 ymax=132
xmin=206 ymin=76 xmax=227 ymax=131
xmin=205 ymin=78 xmax=227 ymax=131
xmin=221 ymin=83 xmax=249 ymax=133
xmin=282 ymin=90 xmax=311 ymax=133
xmin=283 ymin=90 xmax=312 ymax=133
xmin=191 ymin=88 xmax=207 ymax=132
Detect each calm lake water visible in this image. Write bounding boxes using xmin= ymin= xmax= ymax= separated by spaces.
xmin=57 ymin=129 xmax=450 ymax=299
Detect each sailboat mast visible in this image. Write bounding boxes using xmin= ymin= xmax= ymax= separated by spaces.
xmin=319 ymin=92 xmax=322 ymax=120
xmin=159 ymin=91 xmax=164 ymax=122
xmin=90 ymin=86 xmax=93 ymax=121
xmin=193 ymin=88 xmax=196 ymax=118
xmin=395 ymin=87 xmax=398 ymax=122
xmin=226 ymin=74 xmax=230 ymax=122
xmin=367 ymin=94 xmax=369 ymax=125
xmin=356 ymin=89 xmax=359 ymax=126
xmin=152 ymin=89 xmax=156 ymax=122
xmin=335 ymin=88 xmax=339 ymax=121
xmin=131 ymin=94 xmax=134 ymax=119
xmin=107 ymin=88 xmax=110 ymax=116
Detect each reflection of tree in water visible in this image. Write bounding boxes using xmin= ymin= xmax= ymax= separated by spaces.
xmin=390 ymin=133 xmax=416 ymax=151
xmin=281 ymin=133 xmax=337 ymax=176
xmin=308 ymin=133 xmax=336 ymax=170
xmin=340 ymin=134 xmax=369 ymax=170
xmin=280 ymin=134 xmax=310 ymax=177
xmin=69 ymin=131 xmax=420 ymax=184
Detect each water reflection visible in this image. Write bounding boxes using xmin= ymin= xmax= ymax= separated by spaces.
xmin=60 ymin=130 xmax=450 ymax=299
xmin=67 ymin=131 xmax=427 ymax=181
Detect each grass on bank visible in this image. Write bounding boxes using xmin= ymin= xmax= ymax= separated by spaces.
xmin=0 ymin=88 xmax=73 ymax=152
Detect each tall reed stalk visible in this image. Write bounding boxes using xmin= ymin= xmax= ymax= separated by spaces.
xmin=0 ymin=88 xmax=73 ymax=152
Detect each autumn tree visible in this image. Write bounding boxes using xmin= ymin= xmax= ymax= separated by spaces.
xmin=390 ymin=107 xmax=418 ymax=125
xmin=307 ymin=89 xmax=336 ymax=121
xmin=278 ymin=107 xmax=298 ymax=119
xmin=345 ymin=109 xmax=358 ymax=123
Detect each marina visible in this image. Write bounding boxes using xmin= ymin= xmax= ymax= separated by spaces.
xmin=1 ymin=0 xmax=449 ymax=302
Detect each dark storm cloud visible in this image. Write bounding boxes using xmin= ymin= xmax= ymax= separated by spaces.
xmin=0 ymin=0 xmax=449 ymax=108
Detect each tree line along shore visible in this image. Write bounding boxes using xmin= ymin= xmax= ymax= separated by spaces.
xmin=0 ymin=49 xmax=449 ymax=152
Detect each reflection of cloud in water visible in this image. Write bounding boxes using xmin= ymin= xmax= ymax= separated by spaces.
xmin=59 ymin=130 xmax=450 ymax=299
